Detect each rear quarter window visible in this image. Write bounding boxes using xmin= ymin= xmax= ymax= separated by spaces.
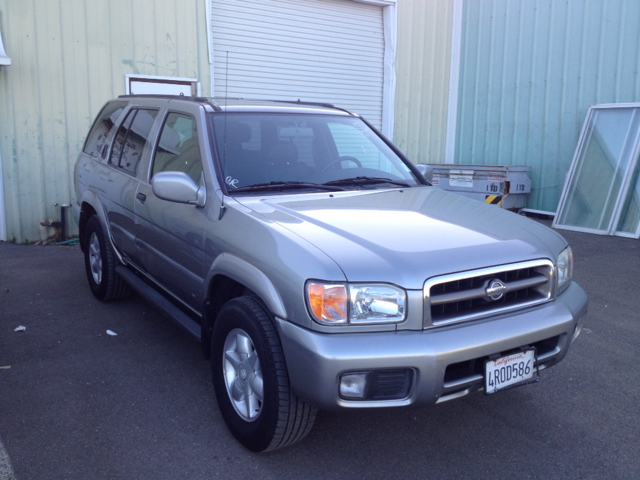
xmin=83 ymin=101 xmax=128 ymax=158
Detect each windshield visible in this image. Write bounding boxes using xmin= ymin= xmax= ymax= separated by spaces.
xmin=211 ymin=113 xmax=422 ymax=193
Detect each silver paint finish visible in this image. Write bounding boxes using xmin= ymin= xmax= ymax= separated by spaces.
xmin=74 ymin=96 xmax=589 ymax=412
xmin=151 ymin=171 xmax=206 ymax=207
xmin=277 ymin=282 xmax=588 ymax=410
xmin=234 ymin=187 xmax=567 ymax=289
xmin=134 ymin=100 xmax=214 ymax=311
xmin=77 ymin=189 xmax=125 ymax=266
xmin=205 ymin=253 xmax=287 ymax=319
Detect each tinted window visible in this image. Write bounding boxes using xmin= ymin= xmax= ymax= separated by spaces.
xmin=152 ymin=113 xmax=202 ymax=183
xmin=83 ymin=101 xmax=127 ymax=158
xmin=109 ymin=109 xmax=158 ymax=174
xmin=110 ymin=110 xmax=136 ymax=167
xmin=212 ymin=114 xmax=419 ymax=190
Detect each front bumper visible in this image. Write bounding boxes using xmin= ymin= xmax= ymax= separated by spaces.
xmin=276 ymin=282 xmax=588 ymax=410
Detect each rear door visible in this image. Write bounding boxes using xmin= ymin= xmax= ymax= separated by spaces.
xmin=134 ymin=101 xmax=213 ymax=312
xmin=105 ymin=107 xmax=160 ymax=262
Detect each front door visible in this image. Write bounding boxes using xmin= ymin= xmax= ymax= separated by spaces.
xmin=134 ymin=104 xmax=211 ymax=312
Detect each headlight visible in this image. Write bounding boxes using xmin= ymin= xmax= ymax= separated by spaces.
xmin=306 ymin=281 xmax=406 ymax=326
xmin=556 ymin=246 xmax=573 ymax=294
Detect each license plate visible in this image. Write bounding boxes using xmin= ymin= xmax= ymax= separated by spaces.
xmin=484 ymin=348 xmax=538 ymax=394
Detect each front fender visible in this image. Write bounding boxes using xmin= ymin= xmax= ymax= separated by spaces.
xmin=205 ymin=253 xmax=287 ymax=319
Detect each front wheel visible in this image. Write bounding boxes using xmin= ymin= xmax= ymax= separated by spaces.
xmin=211 ymin=297 xmax=316 ymax=452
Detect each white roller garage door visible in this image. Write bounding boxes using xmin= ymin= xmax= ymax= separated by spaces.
xmin=211 ymin=0 xmax=385 ymax=129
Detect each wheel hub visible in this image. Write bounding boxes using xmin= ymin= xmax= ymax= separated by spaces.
xmin=222 ymin=328 xmax=264 ymax=422
xmin=88 ymin=232 xmax=102 ymax=285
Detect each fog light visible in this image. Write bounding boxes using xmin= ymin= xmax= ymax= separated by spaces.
xmin=339 ymin=372 xmax=369 ymax=399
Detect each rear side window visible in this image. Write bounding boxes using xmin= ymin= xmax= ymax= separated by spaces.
xmin=109 ymin=109 xmax=158 ymax=174
xmin=83 ymin=101 xmax=127 ymax=158
xmin=152 ymin=113 xmax=202 ymax=183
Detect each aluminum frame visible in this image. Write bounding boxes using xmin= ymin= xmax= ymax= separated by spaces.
xmin=553 ymin=103 xmax=640 ymax=238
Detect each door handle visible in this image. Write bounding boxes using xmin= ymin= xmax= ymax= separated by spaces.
xmin=136 ymin=193 xmax=146 ymax=203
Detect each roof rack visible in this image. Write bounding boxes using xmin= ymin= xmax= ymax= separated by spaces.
xmin=269 ymin=99 xmax=355 ymax=116
xmin=117 ymin=94 xmax=222 ymax=112
xmin=116 ymin=95 xmax=356 ymax=115
xmin=205 ymin=97 xmax=340 ymax=111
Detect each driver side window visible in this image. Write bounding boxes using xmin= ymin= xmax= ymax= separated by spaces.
xmin=152 ymin=113 xmax=202 ymax=183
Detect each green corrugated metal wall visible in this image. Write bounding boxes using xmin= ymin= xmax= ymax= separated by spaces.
xmin=0 ymin=0 xmax=210 ymax=242
xmin=456 ymin=0 xmax=640 ymax=212
xmin=394 ymin=0 xmax=452 ymax=165
xmin=6 ymin=0 xmax=638 ymax=239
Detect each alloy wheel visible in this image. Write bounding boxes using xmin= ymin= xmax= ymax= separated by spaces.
xmin=222 ymin=328 xmax=264 ymax=421
xmin=88 ymin=232 xmax=102 ymax=285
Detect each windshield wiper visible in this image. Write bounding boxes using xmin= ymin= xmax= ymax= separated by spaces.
xmin=322 ymin=176 xmax=411 ymax=188
xmin=229 ymin=181 xmax=346 ymax=194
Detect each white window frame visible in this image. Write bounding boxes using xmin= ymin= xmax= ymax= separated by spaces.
xmin=124 ymin=74 xmax=201 ymax=96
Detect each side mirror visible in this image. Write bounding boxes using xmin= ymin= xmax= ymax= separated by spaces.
xmin=415 ymin=164 xmax=434 ymax=183
xmin=151 ymin=171 xmax=206 ymax=207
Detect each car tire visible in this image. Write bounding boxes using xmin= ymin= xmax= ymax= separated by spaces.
xmin=211 ymin=296 xmax=317 ymax=452
xmin=83 ymin=215 xmax=131 ymax=301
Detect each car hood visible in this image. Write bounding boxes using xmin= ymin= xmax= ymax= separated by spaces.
xmin=234 ymin=187 xmax=567 ymax=289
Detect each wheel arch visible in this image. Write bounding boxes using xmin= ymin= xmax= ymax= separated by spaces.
xmin=201 ymin=253 xmax=287 ymax=359
xmin=78 ymin=191 xmax=124 ymax=265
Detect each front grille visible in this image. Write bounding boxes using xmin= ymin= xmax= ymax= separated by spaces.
xmin=424 ymin=260 xmax=554 ymax=328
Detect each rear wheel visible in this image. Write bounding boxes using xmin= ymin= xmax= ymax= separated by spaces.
xmin=211 ymin=297 xmax=316 ymax=452
xmin=83 ymin=216 xmax=131 ymax=301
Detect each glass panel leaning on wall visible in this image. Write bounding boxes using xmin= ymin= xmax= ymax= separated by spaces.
xmin=554 ymin=104 xmax=640 ymax=238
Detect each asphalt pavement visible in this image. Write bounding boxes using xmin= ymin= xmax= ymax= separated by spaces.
xmin=1 ymin=219 xmax=639 ymax=479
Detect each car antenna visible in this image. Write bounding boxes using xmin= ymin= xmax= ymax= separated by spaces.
xmin=219 ymin=51 xmax=229 ymax=221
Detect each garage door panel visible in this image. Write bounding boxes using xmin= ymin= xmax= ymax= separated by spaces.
xmin=212 ymin=0 xmax=384 ymax=128
xmin=212 ymin=44 xmax=383 ymax=69
xmin=219 ymin=0 xmax=382 ymax=26
xmin=213 ymin=56 xmax=383 ymax=82
xmin=212 ymin=33 xmax=384 ymax=59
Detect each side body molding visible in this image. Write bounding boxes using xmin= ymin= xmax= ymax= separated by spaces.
xmin=206 ymin=253 xmax=287 ymax=319
xmin=80 ymin=190 xmax=126 ymax=265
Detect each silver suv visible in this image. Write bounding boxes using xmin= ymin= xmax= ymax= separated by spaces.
xmin=73 ymin=95 xmax=588 ymax=452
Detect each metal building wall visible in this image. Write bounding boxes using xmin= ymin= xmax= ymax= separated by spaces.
xmin=393 ymin=0 xmax=453 ymax=164
xmin=0 ymin=0 xmax=210 ymax=242
xmin=455 ymin=0 xmax=640 ymax=213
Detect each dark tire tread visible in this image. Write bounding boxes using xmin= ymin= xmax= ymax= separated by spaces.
xmin=213 ymin=297 xmax=316 ymax=452
xmin=84 ymin=216 xmax=131 ymax=302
